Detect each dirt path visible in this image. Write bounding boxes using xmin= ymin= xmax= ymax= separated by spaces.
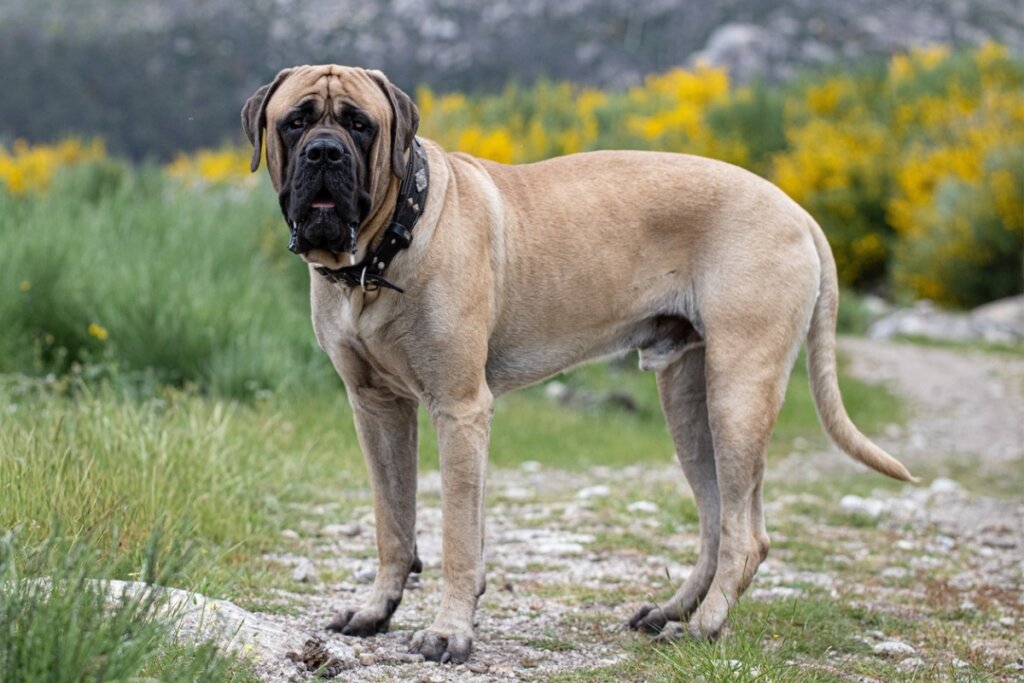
xmin=229 ymin=339 xmax=1023 ymax=682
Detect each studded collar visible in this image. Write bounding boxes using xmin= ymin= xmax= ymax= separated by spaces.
xmin=314 ymin=138 xmax=429 ymax=293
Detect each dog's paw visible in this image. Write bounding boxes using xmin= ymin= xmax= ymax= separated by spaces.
xmin=627 ymin=603 xmax=670 ymax=634
xmin=409 ymin=628 xmax=473 ymax=664
xmin=325 ymin=602 xmax=396 ymax=637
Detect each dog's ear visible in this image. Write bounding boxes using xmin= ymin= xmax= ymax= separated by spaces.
xmin=369 ymin=71 xmax=420 ymax=180
xmin=241 ymin=68 xmax=294 ymax=173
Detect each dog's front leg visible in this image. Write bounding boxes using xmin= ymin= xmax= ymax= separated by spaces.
xmin=327 ymin=385 xmax=420 ymax=636
xmin=409 ymin=383 xmax=492 ymax=664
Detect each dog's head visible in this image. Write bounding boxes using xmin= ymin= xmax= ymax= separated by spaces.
xmin=242 ymin=66 xmax=418 ymax=265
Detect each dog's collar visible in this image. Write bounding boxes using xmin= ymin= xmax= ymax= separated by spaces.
xmin=314 ymin=138 xmax=429 ymax=294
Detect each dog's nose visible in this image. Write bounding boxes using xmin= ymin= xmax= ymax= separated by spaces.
xmin=303 ymin=137 xmax=345 ymax=166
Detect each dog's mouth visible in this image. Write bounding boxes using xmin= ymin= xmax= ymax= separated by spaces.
xmin=309 ymin=188 xmax=336 ymax=212
xmin=285 ymin=184 xmax=360 ymax=264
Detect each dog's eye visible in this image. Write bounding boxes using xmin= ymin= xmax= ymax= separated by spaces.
xmin=351 ymin=120 xmax=366 ymax=132
xmin=289 ymin=117 xmax=306 ymax=130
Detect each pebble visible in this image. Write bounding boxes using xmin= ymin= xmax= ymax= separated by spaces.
xmin=291 ymin=558 xmax=317 ymax=583
xmin=873 ymin=640 xmax=916 ymax=658
xmin=544 ymin=381 xmax=570 ymax=402
xmin=880 ymin=566 xmax=908 ymax=579
xmin=468 ymin=661 xmax=490 ymax=673
xmin=929 ymin=477 xmax=961 ymax=494
xmin=520 ymin=460 xmax=542 ymax=473
xmin=898 ymin=656 xmax=924 ymax=671
xmin=576 ymin=485 xmax=611 ymax=499
xmin=627 ymin=500 xmax=659 ymax=514
xmin=840 ymin=494 xmax=886 ymax=519
xmin=280 ymin=528 xmax=300 ymax=540
xmin=355 ymin=566 xmax=377 ymax=584
xmin=358 ymin=653 xmax=377 ymax=666
xmin=321 ymin=523 xmax=361 ymax=537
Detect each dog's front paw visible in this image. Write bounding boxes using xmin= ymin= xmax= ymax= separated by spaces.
xmin=409 ymin=627 xmax=473 ymax=664
xmin=326 ymin=601 xmax=397 ymax=637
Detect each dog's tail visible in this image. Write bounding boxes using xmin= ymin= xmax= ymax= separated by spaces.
xmin=805 ymin=221 xmax=916 ymax=482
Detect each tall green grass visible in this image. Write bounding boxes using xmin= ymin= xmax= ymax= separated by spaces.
xmin=0 ymin=530 xmax=257 ymax=683
xmin=0 ymin=162 xmax=331 ymax=397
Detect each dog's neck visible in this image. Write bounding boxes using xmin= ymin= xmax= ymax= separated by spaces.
xmin=315 ymin=138 xmax=429 ymax=293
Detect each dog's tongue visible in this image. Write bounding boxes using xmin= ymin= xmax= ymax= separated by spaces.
xmin=312 ymin=200 xmax=336 ymax=209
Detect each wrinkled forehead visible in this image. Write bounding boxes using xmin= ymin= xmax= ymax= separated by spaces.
xmin=266 ymin=65 xmax=388 ymax=123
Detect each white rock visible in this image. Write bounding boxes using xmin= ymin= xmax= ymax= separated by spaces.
xmin=576 ymin=485 xmax=611 ymax=500
xmin=898 ymin=656 xmax=925 ymax=671
xmin=627 ymin=501 xmax=660 ymax=514
xmin=320 ymin=523 xmax=361 ymax=537
xmin=840 ymin=494 xmax=885 ymax=519
xmin=501 ymin=486 xmax=533 ymax=501
xmin=544 ymin=381 xmax=570 ymax=402
xmin=354 ymin=566 xmax=377 ymax=584
xmin=291 ymin=558 xmax=317 ymax=583
xmin=880 ymin=567 xmax=909 ymax=580
xmin=520 ymin=460 xmax=542 ymax=473
xmin=280 ymin=528 xmax=300 ymax=540
xmin=873 ymin=640 xmax=916 ymax=657
xmin=929 ymin=477 xmax=961 ymax=494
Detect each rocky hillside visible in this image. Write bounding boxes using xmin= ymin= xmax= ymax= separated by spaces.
xmin=1 ymin=0 xmax=1022 ymax=156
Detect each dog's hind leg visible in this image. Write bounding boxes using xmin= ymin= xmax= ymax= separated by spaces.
xmin=628 ymin=346 xmax=721 ymax=634
xmin=684 ymin=311 xmax=803 ymax=639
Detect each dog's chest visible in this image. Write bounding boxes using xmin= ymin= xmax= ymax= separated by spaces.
xmin=311 ymin=284 xmax=419 ymax=396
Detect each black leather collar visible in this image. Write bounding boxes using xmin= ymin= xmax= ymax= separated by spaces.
xmin=314 ymin=138 xmax=429 ymax=293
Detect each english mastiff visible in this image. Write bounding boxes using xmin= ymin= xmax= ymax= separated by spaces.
xmin=242 ymin=65 xmax=913 ymax=664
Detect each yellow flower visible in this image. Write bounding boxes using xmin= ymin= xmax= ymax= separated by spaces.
xmin=87 ymin=323 xmax=109 ymax=342
xmin=0 ymin=138 xmax=105 ymax=195
xmin=166 ymin=146 xmax=253 ymax=185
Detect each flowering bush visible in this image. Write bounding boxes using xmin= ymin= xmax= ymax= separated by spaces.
xmin=0 ymin=138 xmax=105 ymax=194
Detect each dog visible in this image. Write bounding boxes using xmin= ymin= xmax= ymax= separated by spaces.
xmin=241 ymin=65 xmax=913 ymax=664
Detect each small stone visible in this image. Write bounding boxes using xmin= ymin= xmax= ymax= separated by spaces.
xmin=544 ymin=381 xmax=570 ymax=403
xmin=929 ymin=477 xmax=961 ymax=494
xmin=576 ymin=485 xmax=611 ymax=500
xmin=468 ymin=661 xmax=489 ymax=673
xmin=840 ymin=494 xmax=885 ymax=519
xmin=898 ymin=657 xmax=924 ymax=671
xmin=998 ymin=616 xmax=1016 ymax=628
xmin=291 ymin=558 xmax=317 ymax=583
xmin=880 ymin=567 xmax=908 ymax=580
xmin=873 ymin=640 xmax=916 ymax=658
xmin=321 ymin=523 xmax=361 ymax=537
xmin=520 ymin=460 xmax=542 ymax=472
xmin=952 ymin=658 xmax=969 ymax=668
xmin=281 ymin=529 xmax=300 ymax=540
xmin=627 ymin=500 xmax=660 ymax=514
xmin=358 ymin=653 xmax=377 ymax=666
xmin=355 ymin=566 xmax=377 ymax=584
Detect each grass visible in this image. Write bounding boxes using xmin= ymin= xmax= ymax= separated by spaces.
xmin=0 ymin=530 xmax=257 ymax=683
